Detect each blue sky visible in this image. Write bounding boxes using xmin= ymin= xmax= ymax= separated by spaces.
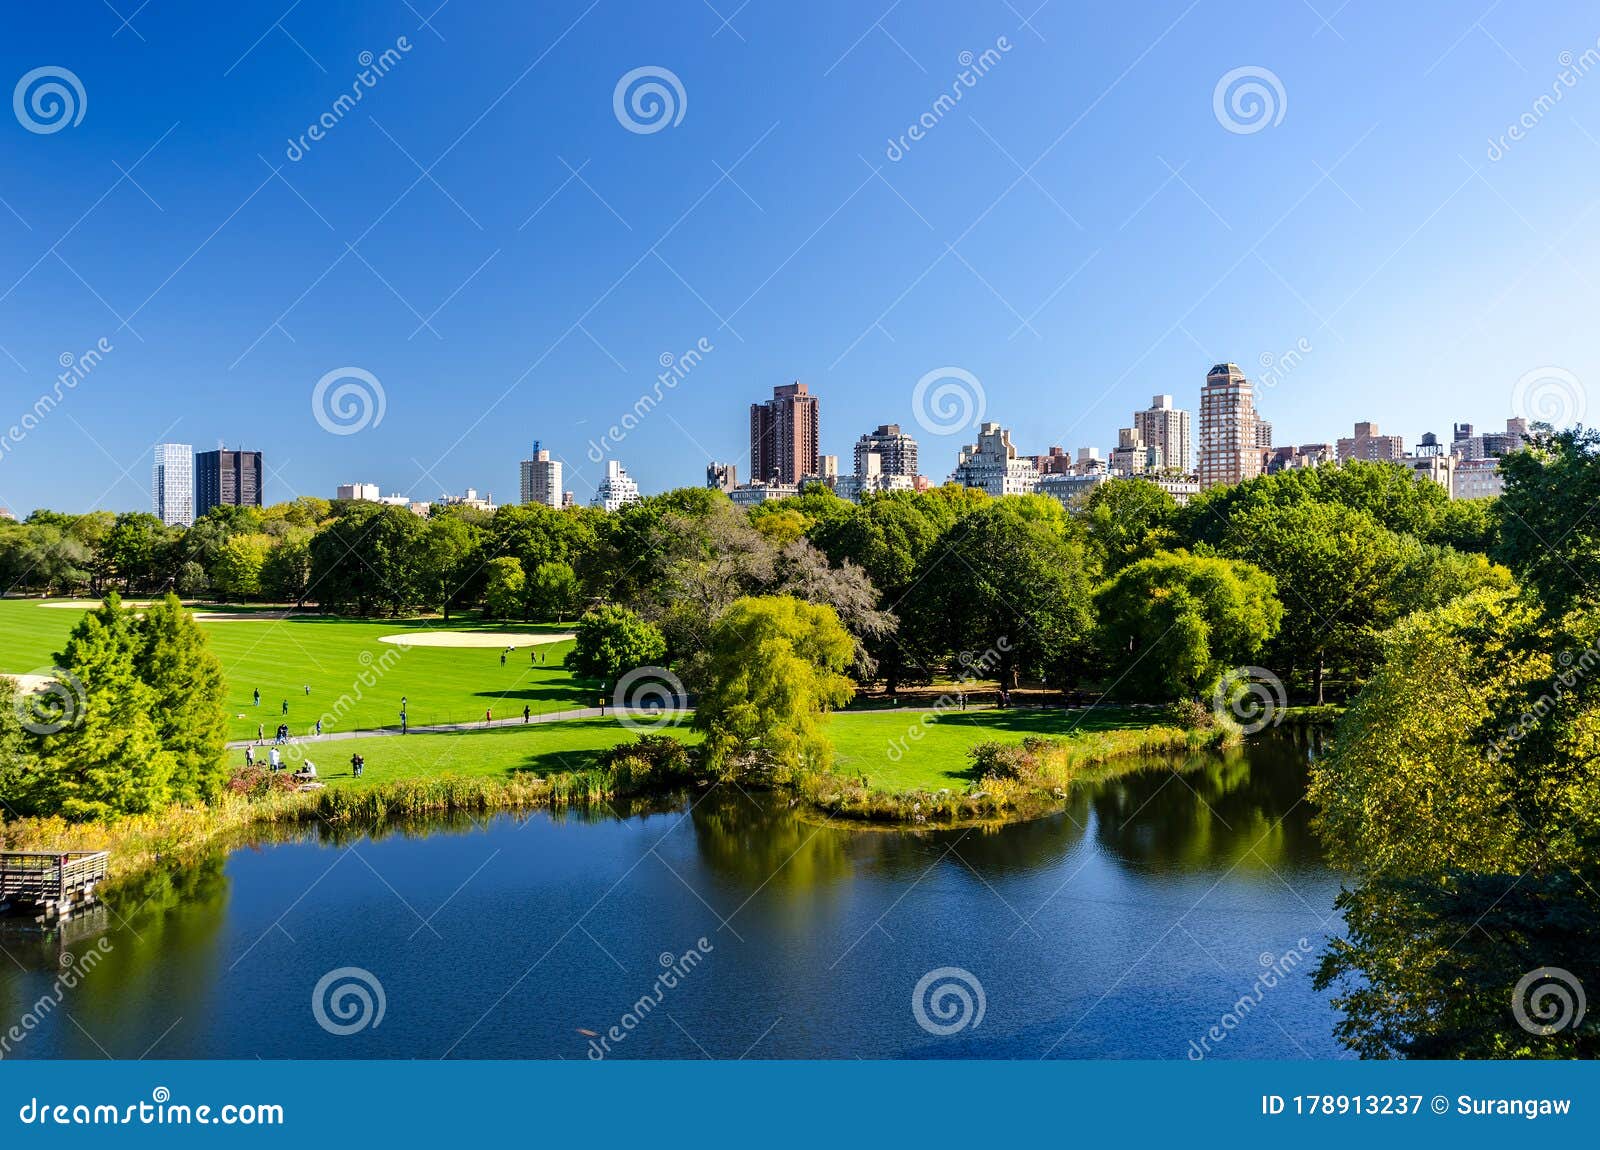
xmin=2 ymin=1 xmax=1599 ymax=512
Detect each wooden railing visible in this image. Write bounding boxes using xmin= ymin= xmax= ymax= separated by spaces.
xmin=0 ymin=851 xmax=110 ymax=903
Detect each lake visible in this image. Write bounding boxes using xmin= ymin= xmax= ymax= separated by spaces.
xmin=0 ymin=731 xmax=1347 ymax=1059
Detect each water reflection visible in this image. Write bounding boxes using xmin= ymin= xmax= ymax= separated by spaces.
xmin=1 ymin=732 xmax=1342 ymax=1059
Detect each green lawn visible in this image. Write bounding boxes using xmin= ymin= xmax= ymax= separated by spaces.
xmin=828 ymin=705 xmax=1165 ymax=791
xmin=252 ymin=706 xmax=1165 ymax=796
xmin=261 ymin=716 xmax=700 ymax=789
xmin=0 ymin=598 xmax=595 ymax=742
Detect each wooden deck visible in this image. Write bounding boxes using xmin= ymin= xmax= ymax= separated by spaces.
xmin=0 ymin=851 xmax=109 ymax=924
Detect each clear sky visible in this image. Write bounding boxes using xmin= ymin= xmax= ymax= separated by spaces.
xmin=2 ymin=1 xmax=1598 ymax=513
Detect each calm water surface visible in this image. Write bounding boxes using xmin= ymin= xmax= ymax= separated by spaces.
xmin=1 ymin=733 xmax=1347 ymax=1059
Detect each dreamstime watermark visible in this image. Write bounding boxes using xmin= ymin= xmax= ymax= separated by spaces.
xmin=1211 ymin=666 xmax=1286 ymax=735
xmin=311 ymin=367 xmax=386 ymax=435
xmin=911 ymin=366 xmax=986 ymax=436
xmin=13 ymin=66 xmax=86 ymax=134
xmin=1511 ymin=967 xmax=1587 ymax=1037
xmin=1187 ymin=938 xmax=1313 ymax=1059
xmin=885 ymin=638 xmax=1011 ymax=770
xmin=912 ymin=966 xmax=986 ymax=1036
xmin=613 ymin=66 xmax=686 ymax=134
xmin=584 ymin=938 xmax=713 ymax=1059
xmin=10 ymin=667 xmax=87 ymax=735
xmin=884 ymin=37 xmax=1014 ymax=162
xmin=0 ymin=940 xmax=114 ymax=1060
xmin=1212 ymin=66 xmax=1286 ymax=134
xmin=612 ymin=665 xmax=688 ymax=732
xmin=0 ymin=339 xmax=114 ymax=467
xmin=1511 ymin=365 xmax=1585 ymax=427
xmin=586 ymin=338 xmax=713 ymax=463
xmin=1487 ymin=42 xmax=1600 ymax=161
xmin=17 ymin=1089 xmax=284 ymax=1126
xmin=284 ymin=37 xmax=414 ymax=161
xmin=311 ymin=966 xmax=385 ymax=1036
xmin=1257 ymin=338 xmax=1312 ymax=391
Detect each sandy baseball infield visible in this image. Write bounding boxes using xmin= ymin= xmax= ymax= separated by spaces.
xmin=377 ymin=631 xmax=575 ymax=648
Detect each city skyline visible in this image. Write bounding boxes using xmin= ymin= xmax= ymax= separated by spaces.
xmin=2 ymin=6 xmax=1596 ymax=515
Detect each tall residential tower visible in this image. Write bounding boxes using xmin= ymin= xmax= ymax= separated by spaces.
xmin=1132 ymin=395 xmax=1192 ymax=474
xmin=749 ymin=382 xmax=819 ymax=485
xmin=1197 ymin=364 xmax=1265 ymax=489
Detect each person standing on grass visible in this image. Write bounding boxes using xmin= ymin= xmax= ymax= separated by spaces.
xmin=253 ymin=688 xmax=260 ymax=706
xmin=257 ymin=722 xmax=264 ymax=743
xmin=531 ymin=649 xmax=537 ymax=666
xmin=304 ymin=684 xmax=310 ymax=696
xmin=281 ymin=698 xmax=288 ymax=715
xmin=269 ymin=747 xmax=281 ymax=771
xmin=400 ymin=710 xmax=407 ymax=735
xmin=315 ymin=718 xmax=323 ymax=737
xmin=245 ymin=745 xmax=254 ymax=767
xmin=351 ymin=752 xmax=364 ymax=779
xmin=500 ymin=651 xmax=506 ymax=666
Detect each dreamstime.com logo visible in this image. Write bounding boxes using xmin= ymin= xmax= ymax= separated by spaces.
xmin=1511 ymin=967 xmax=1587 ymax=1037
xmin=613 ymin=66 xmax=686 ymax=134
xmin=312 ymin=367 xmax=386 ymax=435
xmin=1212 ymin=66 xmax=1286 ymax=134
xmin=912 ymin=967 xmax=986 ymax=1036
xmin=1511 ymin=365 xmax=1585 ymax=427
xmin=613 ymin=665 xmax=687 ymax=732
xmin=11 ymin=667 xmax=87 ymax=735
xmin=311 ymin=966 xmax=386 ymax=1036
xmin=1211 ymin=666 xmax=1286 ymax=735
xmin=911 ymin=366 xmax=986 ymax=436
xmin=13 ymin=66 xmax=86 ymax=134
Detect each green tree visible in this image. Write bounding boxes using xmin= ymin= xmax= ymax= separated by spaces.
xmin=307 ymin=504 xmax=425 ymax=614
xmin=1083 ymin=478 xmax=1177 ymax=576
xmin=1094 ymin=550 xmax=1282 ymax=701
xmin=1218 ymin=501 xmax=1410 ymax=702
xmin=210 ymin=533 xmax=271 ymax=600
xmin=1494 ymin=427 xmax=1600 ymax=615
xmin=566 ymin=604 xmax=667 ymax=681
xmin=134 ymin=593 xmax=229 ymax=803
xmin=483 ymin=557 xmax=526 ymax=620
xmin=526 ymin=560 xmax=581 ymax=621
xmin=925 ymin=496 xmax=1095 ymax=689
xmin=692 ymin=595 xmax=855 ymax=774
xmin=260 ymin=532 xmax=312 ymax=604
xmin=39 ymin=594 xmax=175 ymax=819
xmin=0 ymin=676 xmax=39 ymax=813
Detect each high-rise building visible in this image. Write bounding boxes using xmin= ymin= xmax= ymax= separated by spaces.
xmin=1197 ymin=364 xmax=1265 ymax=489
xmin=592 ymin=460 xmax=641 ymax=512
xmin=950 ymin=422 xmax=1042 ymax=497
xmin=152 ymin=443 xmax=194 ymax=527
xmin=1109 ymin=428 xmax=1163 ymax=475
xmin=1481 ymin=417 xmax=1531 ymax=458
xmin=1255 ymin=420 xmax=1274 ymax=450
xmin=853 ymin=424 xmax=918 ymax=482
xmin=519 ymin=442 xmax=562 ymax=508
xmin=335 ymin=483 xmax=380 ymax=502
xmin=750 ymin=382 xmax=819 ymax=485
xmin=195 ymin=449 xmax=263 ymax=517
xmin=706 ymin=462 xmax=738 ymax=492
xmin=1335 ymin=421 xmax=1405 ymax=464
xmin=1133 ymin=395 xmax=1192 ymax=474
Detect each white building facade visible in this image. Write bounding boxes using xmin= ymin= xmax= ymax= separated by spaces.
xmin=592 ymin=460 xmax=642 ymax=512
xmin=152 ymin=443 xmax=194 ymax=526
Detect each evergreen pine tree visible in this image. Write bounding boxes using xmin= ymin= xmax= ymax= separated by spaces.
xmin=136 ymin=593 xmax=229 ymax=803
xmin=43 ymin=592 xmax=175 ymax=820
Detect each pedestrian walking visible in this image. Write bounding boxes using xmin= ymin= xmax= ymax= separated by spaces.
xmin=400 ymin=710 xmax=407 ymax=735
xmin=350 ymin=752 xmax=364 ymax=779
xmin=523 ymin=704 xmax=530 ymax=723
xmin=485 ymin=707 xmax=492 ymax=725
xmin=315 ymin=718 xmax=323 ymax=736
xmin=281 ymin=699 xmax=288 ymax=715
xmin=257 ymin=722 xmax=264 ymax=743
xmin=304 ymin=684 xmax=310 ymax=696
xmin=253 ymin=688 xmax=260 ymax=706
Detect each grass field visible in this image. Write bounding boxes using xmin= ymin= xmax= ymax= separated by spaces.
xmin=247 ymin=706 xmax=1167 ymax=796
xmin=827 ymin=705 xmax=1166 ymax=791
xmin=261 ymin=716 xmax=701 ymax=788
xmin=0 ymin=598 xmax=593 ymax=742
